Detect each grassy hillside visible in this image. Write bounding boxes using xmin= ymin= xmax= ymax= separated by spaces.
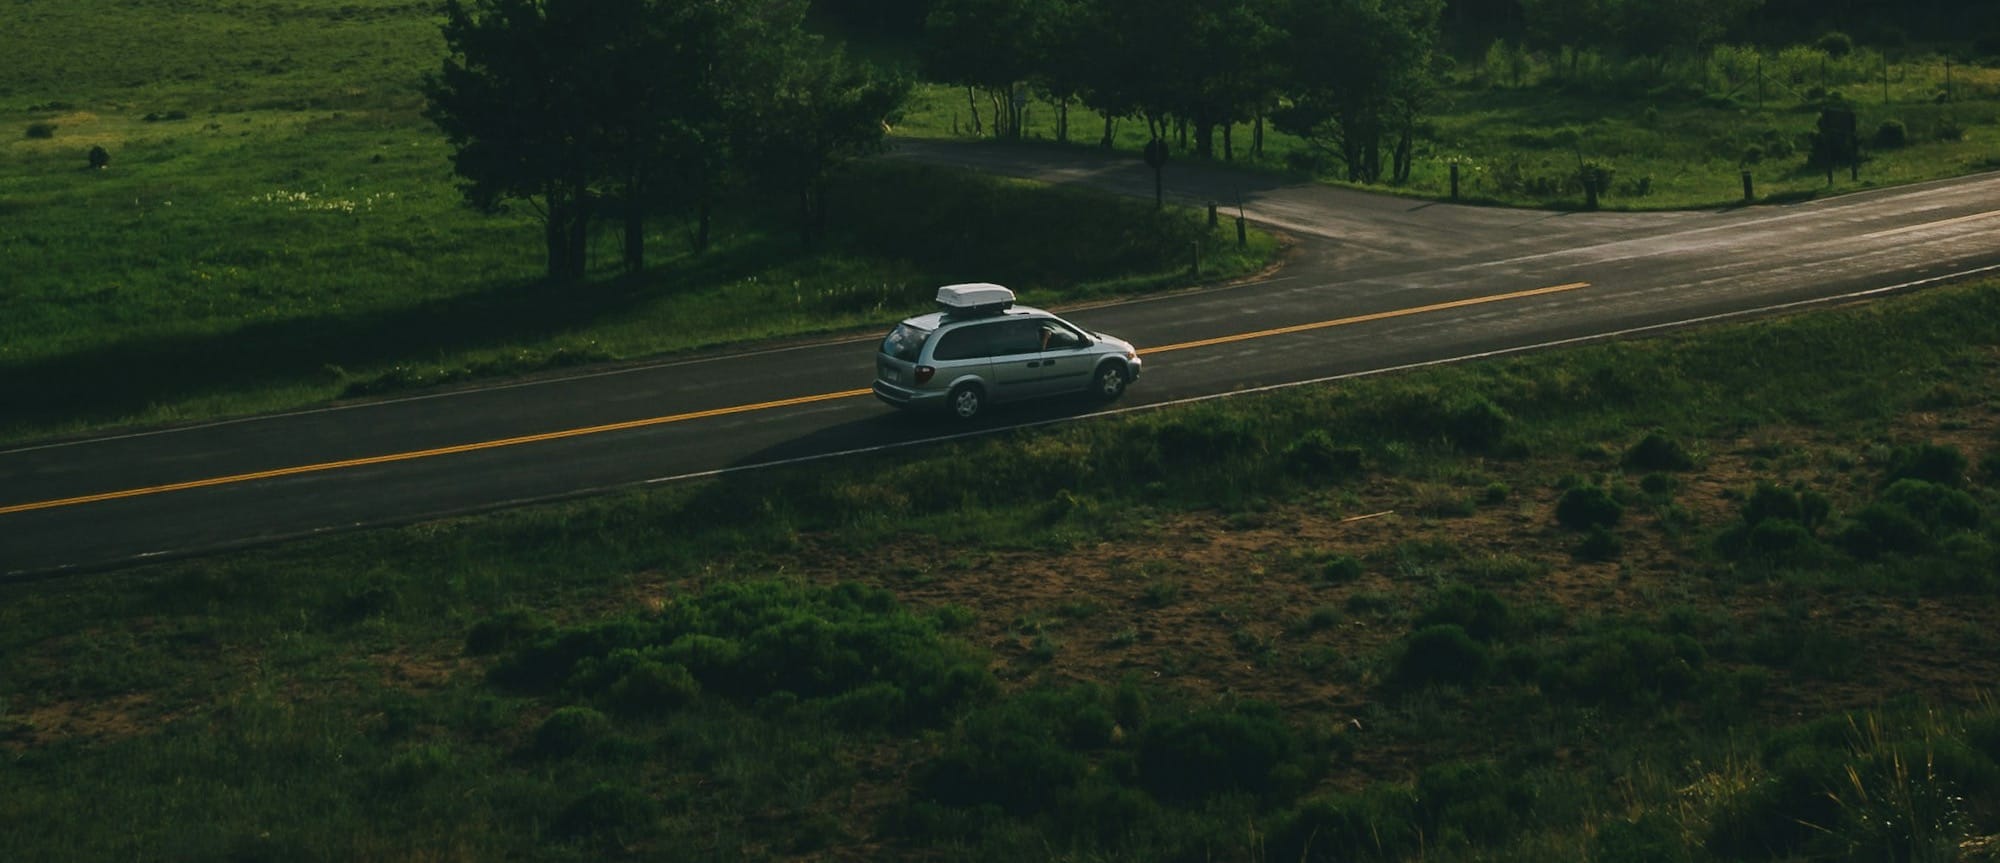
xmin=6 ymin=276 xmax=2000 ymax=860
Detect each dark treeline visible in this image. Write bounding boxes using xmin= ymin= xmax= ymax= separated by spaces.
xmin=913 ymin=0 xmax=1449 ymax=186
xmin=815 ymin=0 xmax=2000 ymax=46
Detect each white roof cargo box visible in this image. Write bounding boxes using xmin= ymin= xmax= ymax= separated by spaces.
xmin=936 ymin=283 xmax=1015 ymax=315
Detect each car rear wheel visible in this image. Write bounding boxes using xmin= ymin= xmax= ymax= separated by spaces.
xmin=949 ymin=383 xmax=984 ymax=420
xmin=1092 ymin=362 xmax=1129 ymax=401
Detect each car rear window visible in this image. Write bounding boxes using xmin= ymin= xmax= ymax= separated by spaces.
xmin=881 ymin=323 xmax=930 ymax=362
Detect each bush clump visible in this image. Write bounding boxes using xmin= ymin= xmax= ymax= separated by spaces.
xmin=553 ymin=782 xmax=657 ymax=843
xmin=1624 ymin=431 xmax=1695 ymax=471
xmin=465 ymin=607 xmax=553 ymax=655
xmin=1836 ymin=479 xmax=1981 ymax=559
xmin=491 ymin=580 xmax=995 ymax=730
xmin=1538 ymin=626 xmax=1705 ymax=707
xmin=1390 ymin=624 xmax=1493 ymax=689
xmin=1555 ymin=484 xmax=1623 ymax=531
xmin=1873 ymin=119 xmax=1909 ymax=149
xmin=1137 ymin=703 xmax=1308 ymax=802
xmin=1284 ymin=430 xmax=1364 ymax=479
xmin=1414 ymin=585 xmax=1512 ymax=642
xmin=1885 ymin=443 xmax=1968 ymax=487
xmin=533 ymin=706 xmax=613 ymax=759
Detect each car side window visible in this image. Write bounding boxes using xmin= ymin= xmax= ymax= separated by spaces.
xmin=1042 ymin=323 xmax=1085 ymax=350
xmin=932 ymin=325 xmax=989 ymax=361
xmin=988 ymin=319 xmax=1043 ymax=355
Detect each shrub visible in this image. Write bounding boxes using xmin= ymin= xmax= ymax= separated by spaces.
xmin=1391 ymin=625 xmax=1493 ymax=688
xmin=1285 ymin=430 xmax=1364 ymax=479
xmin=494 ymin=580 xmax=993 ymax=730
xmin=465 ymin=607 xmax=552 ymax=655
xmin=24 ymin=122 xmax=55 ymax=139
xmin=553 ymin=782 xmax=657 ymax=842
xmin=1414 ymin=585 xmax=1511 ymax=642
xmin=533 ymin=706 xmax=612 ymax=759
xmin=1873 ymin=119 xmax=1909 ymax=149
xmin=1137 ymin=702 xmax=1309 ymax=801
xmin=1741 ymin=482 xmax=1831 ymax=533
xmin=1555 ymin=484 xmax=1622 ymax=531
xmin=1416 ymin=760 xmax=1529 ymax=846
xmin=1539 ymin=626 xmax=1705 ymax=706
xmin=1880 ymin=478 xmax=1980 ymax=530
xmin=1319 ymin=554 xmax=1365 ymax=584
xmin=920 ymin=692 xmax=1096 ymax=814
xmin=1443 ymin=397 xmax=1512 ymax=452
xmin=1624 ymin=430 xmax=1695 ymax=470
xmin=1886 ymin=443 xmax=1968 ymax=487
xmin=1576 ymin=525 xmax=1624 ymax=561
xmin=1815 ymin=31 xmax=1855 ymax=57
xmin=1837 ymin=502 xmax=1932 ymax=558
xmin=1592 ymin=812 xmax=1690 ymax=863
xmin=1272 ymin=786 xmax=1423 ymax=863
xmin=603 ymin=658 xmax=700 ymax=715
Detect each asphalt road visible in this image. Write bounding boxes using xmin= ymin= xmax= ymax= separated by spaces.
xmin=5 ymin=140 xmax=2000 ymax=578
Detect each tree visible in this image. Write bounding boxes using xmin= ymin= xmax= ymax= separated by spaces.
xmin=733 ymin=35 xmax=909 ymax=248
xmin=1520 ymin=0 xmax=1608 ymax=77
xmin=925 ymin=0 xmax=1044 ymax=138
xmin=426 ymin=0 xmax=620 ymax=282
xmin=1274 ymin=0 xmax=1443 ymax=184
xmin=1610 ymin=0 xmax=1762 ymax=61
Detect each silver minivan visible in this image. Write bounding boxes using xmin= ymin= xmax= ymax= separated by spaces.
xmin=873 ymin=284 xmax=1142 ymax=420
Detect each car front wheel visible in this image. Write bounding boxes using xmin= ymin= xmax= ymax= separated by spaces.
xmin=1092 ymin=362 xmax=1129 ymax=401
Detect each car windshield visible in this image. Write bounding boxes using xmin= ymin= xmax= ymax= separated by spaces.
xmin=881 ymin=322 xmax=930 ymax=362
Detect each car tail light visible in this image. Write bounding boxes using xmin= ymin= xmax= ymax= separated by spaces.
xmin=914 ymin=365 xmax=936 ymax=385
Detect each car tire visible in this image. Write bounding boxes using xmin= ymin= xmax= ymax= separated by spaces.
xmin=1092 ymin=362 xmax=1129 ymax=401
xmin=949 ymin=383 xmax=984 ymax=420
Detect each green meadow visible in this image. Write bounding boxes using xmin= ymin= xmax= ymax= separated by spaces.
xmin=1 ymin=1 xmax=1270 ymax=444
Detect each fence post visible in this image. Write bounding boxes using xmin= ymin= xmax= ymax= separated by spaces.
xmin=1236 ymin=215 xmax=1247 ymax=248
xmin=1450 ymin=162 xmax=1460 ymax=200
xmin=1741 ymin=170 xmax=1754 ymax=202
xmin=1208 ymin=202 xmax=1218 ymax=228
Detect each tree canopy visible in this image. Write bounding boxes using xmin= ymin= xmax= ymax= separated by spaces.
xmin=425 ymin=0 xmax=906 ymax=282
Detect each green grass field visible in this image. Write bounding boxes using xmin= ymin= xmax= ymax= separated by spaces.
xmin=0 ymin=2 xmax=1272 ymax=444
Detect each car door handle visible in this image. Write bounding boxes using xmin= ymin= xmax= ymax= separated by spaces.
xmin=1025 ymin=360 xmax=1043 ymax=368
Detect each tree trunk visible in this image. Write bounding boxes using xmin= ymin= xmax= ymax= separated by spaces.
xmin=1195 ymin=119 xmax=1214 ymax=159
xmin=1223 ymin=123 xmax=1234 ymax=162
xmin=1057 ymin=97 xmax=1069 ymax=144
xmin=622 ymin=178 xmax=644 ymax=275
xmin=545 ymin=197 xmax=567 ymax=281
xmin=1100 ymin=115 xmax=1115 ymax=149
xmin=565 ymin=190 xmax=590 ymax=281
xmin=965 ymin=86 xmax=982 ymax=136
xmin=1253 ymin=114 xmax=1264 ymax=159
xmin=694 ymin=199 xmax=712 ymax=254
xmin=1393 ymin=126 xmax=1413 ymax=184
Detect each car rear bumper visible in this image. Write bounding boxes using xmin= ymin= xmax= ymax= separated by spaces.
xmin=873 ymin=380 xmax=948 ymax=410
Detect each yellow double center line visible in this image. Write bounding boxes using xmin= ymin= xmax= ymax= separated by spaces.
xmin=0 ymin=281 xmax=1588 ymax=516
